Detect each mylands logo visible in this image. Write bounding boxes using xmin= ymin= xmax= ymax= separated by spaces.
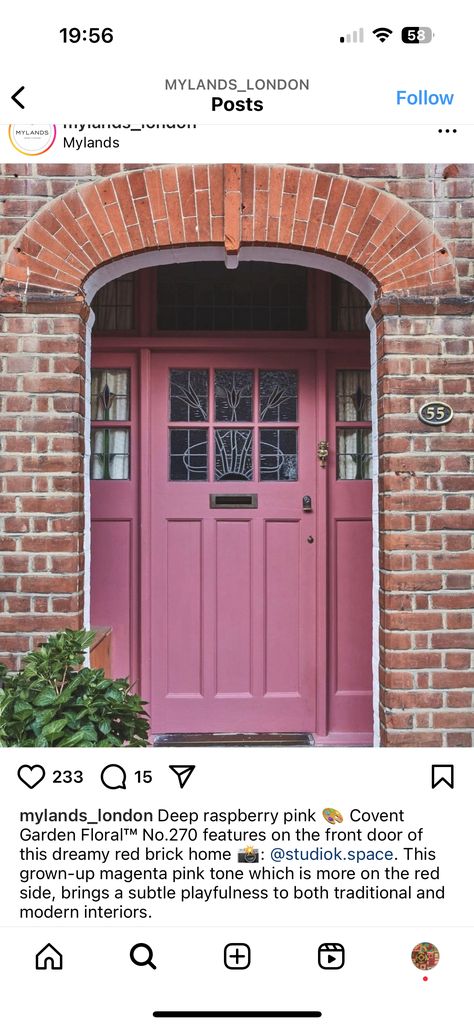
xmin=8 ymin=124 xmax=56 ymax=155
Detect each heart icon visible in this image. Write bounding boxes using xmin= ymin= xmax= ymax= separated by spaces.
xmin=17 ymin=764 xmax=46 ymax=789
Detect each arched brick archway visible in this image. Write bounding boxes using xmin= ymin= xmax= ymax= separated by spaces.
xmin=1 ymin=165 xmax=457 ymax=297
xmin=2 ymin=163 xmax=472 ymax=748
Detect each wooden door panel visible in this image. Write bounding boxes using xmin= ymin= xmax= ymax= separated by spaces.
xmin=90 ymin=519 xmax=131 ymax=681
xmin=331 ymin=517 xmax=373 ymax=731
xmin=327 ymin=350 xmax=373 ymax=740
xmin=264 ymin=519 xmax=302 ymax=696
xmin=215 ymin=519 xmax=253 ymax=696
xmin=335 ymin=518 xmax=372 ymax=693
xmin=165 ymin=519 xmax=203 ymax=697
xmin=90 ymin=353 xmax=138 ymax=685
xmin=150 ymin=351 xmax=316 ymax=733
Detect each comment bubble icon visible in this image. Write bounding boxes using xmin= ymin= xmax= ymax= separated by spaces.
xmin=100 ymin=763 xmax=127 ymax=790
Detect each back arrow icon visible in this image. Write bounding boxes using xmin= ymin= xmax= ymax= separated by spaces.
xmin=11 ymin=86 xmax=25 ymax=109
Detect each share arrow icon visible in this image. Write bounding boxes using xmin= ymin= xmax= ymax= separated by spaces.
xmin=169 ymin=765 xmax=195 ymax=789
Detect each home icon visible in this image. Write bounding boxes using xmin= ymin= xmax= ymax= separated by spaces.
xmin=35 ymin=943 xmax=63 ymax=970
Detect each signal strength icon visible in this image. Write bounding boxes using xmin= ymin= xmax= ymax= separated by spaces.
xmin=373 ymin=27 xmax=393 ymax=42
xmin=340 ymin=28 xmax=364 ymax=43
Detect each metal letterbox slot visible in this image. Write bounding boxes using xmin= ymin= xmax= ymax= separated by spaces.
xmin=210 ymin=494 xmax=258 ymax=509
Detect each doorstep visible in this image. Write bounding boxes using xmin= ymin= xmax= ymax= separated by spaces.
xmin=153 ymin=732 xmax=315 ymax=747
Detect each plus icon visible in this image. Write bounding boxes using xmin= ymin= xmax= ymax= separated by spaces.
xmin=224 ymin=943 xmax=251 ymax=970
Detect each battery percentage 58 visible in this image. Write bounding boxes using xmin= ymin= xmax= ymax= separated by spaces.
xmin=402 ymin=27 xmax=433 ymax=43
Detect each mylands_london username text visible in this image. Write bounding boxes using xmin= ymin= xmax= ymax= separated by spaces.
xmin=165 ymin=77 xmax=310 ymax=111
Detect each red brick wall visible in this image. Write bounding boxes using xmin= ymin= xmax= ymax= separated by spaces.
xmin=0 ymin=163 xmax=473 ymax=746
xmin=374 ymin=295 xmax=474 ymax=745
xmin=0 ymin=304 xmax=87 ymax=658
xmin=1 ymin=163 xmax=471 ymax=292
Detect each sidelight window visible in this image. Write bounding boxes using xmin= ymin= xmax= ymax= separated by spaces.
xmin=336 ymin=370 xmax=372 ymax=480
xmin=91 ymin=369 xmax=131 ymax=479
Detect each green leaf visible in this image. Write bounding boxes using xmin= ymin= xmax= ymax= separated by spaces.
xmin=60 ymin=729 xmax=92 ymax=747
xmin=34 ymin=688 xmax=58 ymax=707
xmin=32 ymin=709 xmax=56 ymax=729
xmin=41 ymin=718 xmax=69 ymax=739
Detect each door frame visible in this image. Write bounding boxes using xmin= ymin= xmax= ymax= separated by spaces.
xmin=92 ymin=332 xmax=374 ymax=744
xmin=89 ymin=249 xmax=377 ymax=746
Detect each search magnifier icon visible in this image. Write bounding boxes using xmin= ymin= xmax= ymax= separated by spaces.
xmin=130 ymin=943 xmax=157 ymax=970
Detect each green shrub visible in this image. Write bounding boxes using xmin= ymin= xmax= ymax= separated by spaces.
xmin=0 ymin=629 xmax=149 ymax=747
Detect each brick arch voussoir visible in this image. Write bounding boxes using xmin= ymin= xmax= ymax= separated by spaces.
xmin=0 ymin=164 xmax=458 ymax=299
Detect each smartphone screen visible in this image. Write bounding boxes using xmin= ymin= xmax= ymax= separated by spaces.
xmin=0 ymin=3 xmax=472 ymax=1024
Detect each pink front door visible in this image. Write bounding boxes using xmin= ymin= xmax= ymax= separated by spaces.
xmin=90 ymin=342 xmax=374 ymax=740
xmin=150 ymin=351 xmax=317 ymax=732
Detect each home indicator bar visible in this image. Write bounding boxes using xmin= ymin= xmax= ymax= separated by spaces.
xmin=152 ymin=1014 xmax=322 ymax=1019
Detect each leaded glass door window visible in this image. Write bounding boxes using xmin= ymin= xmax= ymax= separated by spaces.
xmin=168 ymin=367 xmax=299 ymax=482
xmin=91 ymin=369 xmax=131 ymax=479
xmin=336 ymin=370 xmax=372 ymax=480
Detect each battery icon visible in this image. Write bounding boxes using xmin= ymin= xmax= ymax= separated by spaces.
xmin=402 ymin=27 xmax=433 ymax=43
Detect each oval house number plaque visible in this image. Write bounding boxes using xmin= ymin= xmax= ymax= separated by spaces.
xmin=418 ymin=401 xmax=454 ymax=426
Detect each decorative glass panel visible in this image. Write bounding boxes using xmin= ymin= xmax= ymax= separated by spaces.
xmin=215 ymin=370 xmax=253 ymax=422
xmin=169 ymin=369 xmax=208 ymax=422
xmin=260 ymin=429 xmax=298 ymax=481
xmin=157 ymin=262 xmax=308 ymax=331
xmin=259 ymin=370 xmax=298 ymax=422
xmin=92 ymin=274 xmax=135 ymax=331
xmin=215 ymin=429 xmax=253 ymax=480
xmin=331 ymin=278 xmax=369 ymax=332
xmin=337 ymin=428 xmax=372 ymax=480
xmin=91 ymin=370 xmax=130 ymax=421
xmin=169 ymin=429 xmax=208 ymax=481
xmin=336 ymin=370 xmax=371 ymax=421
xmin=91 ymin=429 xmax=130 ymax=480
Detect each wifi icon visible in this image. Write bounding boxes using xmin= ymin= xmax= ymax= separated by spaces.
xmin=373 ymin=27 xmax=393 ymax=42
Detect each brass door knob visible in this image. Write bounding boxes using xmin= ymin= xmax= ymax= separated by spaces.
xmin=317 ymin=440 xmax=329 ymax=468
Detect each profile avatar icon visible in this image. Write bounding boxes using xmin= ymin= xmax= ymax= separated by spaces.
xmin=411 ymin=942 xmax=440 ymax=979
